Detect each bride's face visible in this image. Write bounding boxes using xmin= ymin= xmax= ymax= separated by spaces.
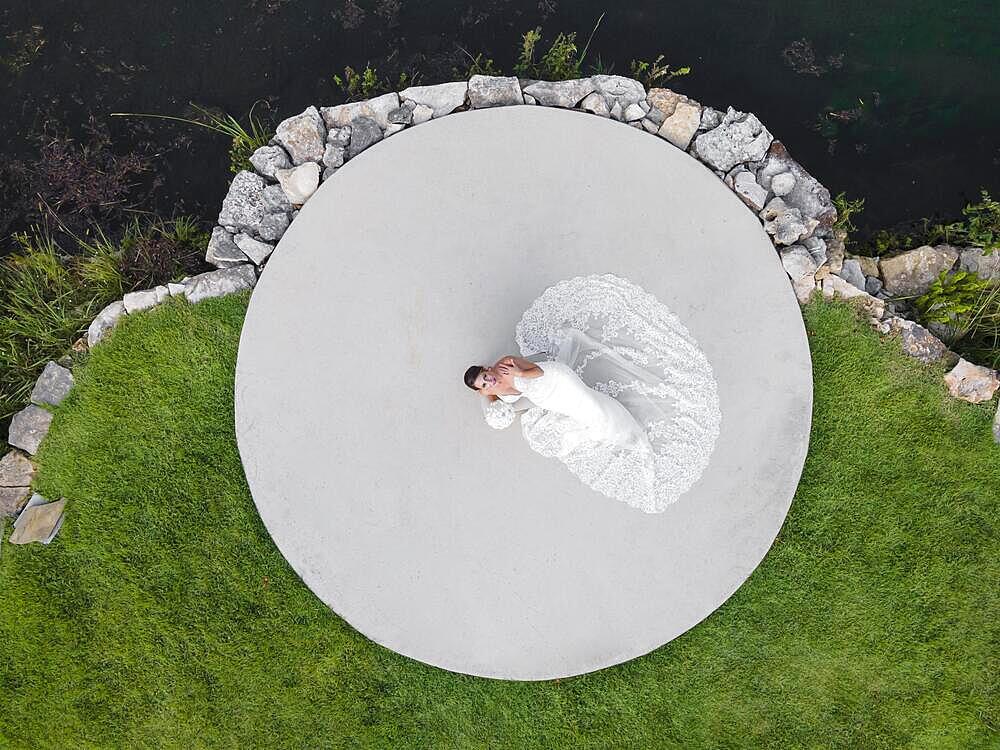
xmin=474 ymin=367 xmax=501 ymax=394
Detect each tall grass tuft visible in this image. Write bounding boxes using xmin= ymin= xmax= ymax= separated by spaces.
xmin=0 ymin=217 xmax=208 ymax=430
xmin=913 ymin=269 xmax=1000 ymax=369
xmin=0 ymin=228 xmax=119 ymax=423
xmin=513 ymin=13 xmax=606 ymax=81
xmin=111 ymin=103 xmax=273 ymax=173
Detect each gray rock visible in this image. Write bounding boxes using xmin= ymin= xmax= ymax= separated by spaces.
xmin=850 ymin=254 xmax=880 ymax=277
xmin=0 ymin=486 xmax=31 ymax=518
xmin=29 ymin=362 xmax=74 ymax=407
xmin=468 ymin=75 xmax=523 ymax=108
xmin=826 ymin=236 xmax=846 ymax=273
xmin=122 ymin=287 xmax=161 ymax=313
xmin=836 ymin=258 xmax=866 ymax=290
xmin=657 ymin=101 xmax=702 ymax=150
xmin=322 ymin=143 xmax=346 ymax=170
xmin=322 ymin=93 xmax=399 ymax=129
xmin=878 ymin=245 xmax=960 ymax=296
xmin=8 ymin=404 xmax=53 ymax=455
xmin=256 ymin=212 xmax=291 ymax=242
xmin=0 ymin=450 xmax=35 ymax=487
xmin=365 ymin=92 xmax=400 ymax=129
xmin=592 ymin=75 xmax=646 ymax=112
xmin=944 ymin=358 xmax=1000 ymax=403
xmin=882 ymin=317 xmax=955 ymax=365
xmin=347 ymin=116 xmax=383 ymax=159
xmin=646 ymin=88 xmax=697 ymax=122
xmin=523 ymin=93 xmax=537 ymax=105
xmin=958 ymin=246 xmax=1000 ymax=279
xmin=522 ymin=78 xmax=595 ymax=108
xmin=730 ymin=169 xmax=769 ymax=211
xmin=205 ymin=226 xmax=249 ymax=268
xmin=641 ymin=117 xmax=660 ymax=133
xmin=780 ymin=245 xmax=819 ymax=280
xmin=274 ymin=106 xmax=326 ymax=165
xmin=792 ymin=273 xmax=818 ymax=304
xmin=609 ymin=101 xmax=623 ymax=121
xmin=865 ymin=276 xmax=883 ymax=296
xmin=167 ymin=282 xmax=186 ymax=297
xmin=821 ymin=274 xmax=886 ymax=319
xmin=322 ymin=167 xmax=337 ymax=182
xmin=411 ymin=103 xmax=434 ymax=125
xmin=770 ymin=171 xmax=796 ymax=197
xmin=623 ymin=102 xmax=646 ymax=122
xmin=262 ymin=184 xmax=293 ymax=213
xmin=275 ymin=162 xmax=320 ymax=205
xmin=327 ymin=125 xmax=352 ymax=147
xmin=754 ymin=141 xmax=836 ymax=235
xmin=234 ymin=234 xmax=275 ymax=265
xmin=579 ymin=91 xmax=610 ymax=117
xmin=183 ymin=264 xmax=258 ymax=304
xmin=249 ymin=145 xmax=292 ymax=180
xmin=399 ymin=82 xmax=468 ymax=117
xmin=644 ymin=106 xmax=666 ymax=126
xmin=691 ymin=106 xmax=773 ymax=172
xmin=217 ymin=171 xmax=267 ymax=234
xmin=384 ymin=123 xmax=405 ymax=136
xmin=926 ymin=320 xmax=961 ymax=343
xmin=387 ymin=104 xmax=413 ymax=125
xmin=994 ymin=401 xmax=1000 ymax=444
xmin=87 ymin=300 xmax=126 ymax=348
xmin=698 ymin=106 xmax=723 ymax=131
xmin=322 ymin=102 xmax=371 ymax=129
xmin=803 ymin=237 xmax=828 ymax=266
xmin=760 ymin=197 xmax=817 ymax=246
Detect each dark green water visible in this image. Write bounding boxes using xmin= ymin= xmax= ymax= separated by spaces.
xmin=1 ymin=0 xmax=998 ymax=240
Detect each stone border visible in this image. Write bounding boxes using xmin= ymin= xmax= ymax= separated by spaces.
xmin=4 ymin=74 xmax=999 ymax=524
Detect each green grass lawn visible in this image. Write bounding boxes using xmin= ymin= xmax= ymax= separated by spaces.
xmin=1 ymin=292 xmax=997 ymax=749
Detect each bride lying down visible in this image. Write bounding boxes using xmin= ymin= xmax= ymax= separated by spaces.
xmin=462 ymin=274 xmax=722 ymax=514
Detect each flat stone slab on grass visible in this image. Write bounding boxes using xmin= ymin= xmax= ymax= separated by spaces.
xmin=87 ymin=300 xmax=126 ymax=348
xmin=29 ymin=361 xmax=74 ymax=406
xmin=235 ymin=105 xmax=812 ymax=681
xmin=8 ymin=405 xmax=53 ymax=455
xmin=944 ymin=358 xmax=1000 ymax=403
xmin=0 ymin=450 xmax=35 ymax=487
xmin=9 ymin=495 xmax=66 ymax=545
xmin=0 ymin=486 xmax=31 ymax=518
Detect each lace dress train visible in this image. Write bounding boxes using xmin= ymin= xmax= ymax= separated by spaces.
xmin=484 ymin=274 xmax=722 ymax=513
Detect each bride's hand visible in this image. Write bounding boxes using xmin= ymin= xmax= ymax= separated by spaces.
xmin=495 ymin=357 xmax=520 ymax=377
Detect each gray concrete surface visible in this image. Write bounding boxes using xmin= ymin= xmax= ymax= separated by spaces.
xmin=234 ymin=105 xmax=813 ymax=680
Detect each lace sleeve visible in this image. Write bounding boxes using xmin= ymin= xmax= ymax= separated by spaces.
xmin=482 ymin=398 xmax=516 ymax=430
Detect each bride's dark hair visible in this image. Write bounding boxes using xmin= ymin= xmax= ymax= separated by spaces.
xmin=464 ymin=365 xmax=483 ymax=391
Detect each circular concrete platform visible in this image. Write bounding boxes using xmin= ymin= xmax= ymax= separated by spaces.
xmin=234 ymin=105 xmax=813 ymax=680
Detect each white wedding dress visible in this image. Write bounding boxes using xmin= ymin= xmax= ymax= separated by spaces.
xmin=482 ymin=274 xmax=722 ymax=513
